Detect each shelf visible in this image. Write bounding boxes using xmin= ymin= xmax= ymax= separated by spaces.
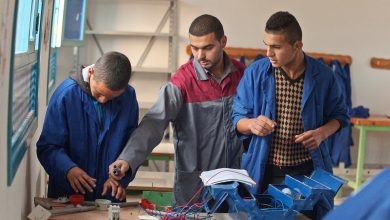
xmin=152 ymin=142 xmax=174 ymax=155
xmin=132 ymin=67 xmax=172 ymax=74
xmin=128 ymin=171 xmax=174 ymax=192
xmin=138 ymin=101 xmax=155 ymax=109
xmin=85 ymin=30 xmax=172 ymax=38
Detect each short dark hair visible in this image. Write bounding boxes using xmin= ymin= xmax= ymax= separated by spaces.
xmin=93 ymin=51 xmax=131 ymax=91
xmin=265 ymin=11 xmax=302 ymax=45
xmin=189 ymin=14 xmax=224 ymax=40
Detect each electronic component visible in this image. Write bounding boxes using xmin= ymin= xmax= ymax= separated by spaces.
xmin=113 ymin=165 xmax=121 ymax=176
xmin=108 ymin=205 xmax=120 ymax=220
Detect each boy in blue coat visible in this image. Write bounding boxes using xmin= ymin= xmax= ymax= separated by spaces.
xmin=37 ymin=51 xmax=138 ymax=202
xmin=232 ymin=11 xmax=349 ymax=219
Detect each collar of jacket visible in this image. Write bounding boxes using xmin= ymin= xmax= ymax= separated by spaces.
xmin=192 ymin=52 xmax=236 ymax=81
xmin=301 ymin=53 xmax=320 ymax=110
xmin=69 ymin=65 xmax=92 ymax=96
xmin=261 ymin=53 xmax=320 ymax=115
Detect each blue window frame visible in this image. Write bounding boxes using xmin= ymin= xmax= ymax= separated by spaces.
xmin=8 ymin=0 xmax=42 ymax=185
xmin=47 ymin=0 xmax=59 ymax=99
xmin=47 ymin=47 xmax=58 ymax=99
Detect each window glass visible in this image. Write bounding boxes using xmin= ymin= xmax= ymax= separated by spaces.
xmin=8 ymin=0 xmax=41 ymax=185
xmin=14 ymin=0 xmax=33 ymax=53
xmin=47 ymin=0 xmax=60 ymax=97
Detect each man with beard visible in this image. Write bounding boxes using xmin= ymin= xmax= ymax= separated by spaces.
xmin=109 ymin=14 xmax=245 ymax=208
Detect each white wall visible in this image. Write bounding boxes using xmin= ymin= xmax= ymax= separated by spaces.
xmin=0 ymin=0 xmax=13 ymax=217
xmin=2 ymin=1 xmax=390 ymax=219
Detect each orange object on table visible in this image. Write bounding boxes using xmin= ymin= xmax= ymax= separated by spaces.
xmin=68 ymin=195 xmax=84 ymax=207
xmin=351 ymin=114 xmax=390 ymax=126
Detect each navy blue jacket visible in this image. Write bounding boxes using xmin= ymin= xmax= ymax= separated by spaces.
xmin=232 ymin=54 xmax=349 ymax=218
xmin=37 ymin=70 xmax=138 ymax=201
xmin=324 ymin=167 xmax=390 ymax=220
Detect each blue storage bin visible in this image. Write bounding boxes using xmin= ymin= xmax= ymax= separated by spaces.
xmin=310 ymin=169 xmax=346 ymax=195
xmin=267 ymin=184 xmax=306 ymax=209
xmin=254 ymin=194 xmax=297 ymax=220
xmin=284 ymin=175 xmax=329 ymax=210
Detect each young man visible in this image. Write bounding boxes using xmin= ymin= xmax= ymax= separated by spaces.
xmin=109 ymin=14 xmax=245 ymax=207
xmin=37 ymin=51 xmax=138 ymax=202
xmin=232 ymin=11 xmax=348 ymax=218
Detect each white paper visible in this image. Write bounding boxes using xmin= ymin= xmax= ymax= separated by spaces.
xmin=200 ymin=168 xmax=256 ymax=187
xmin=28 ymin=205 xmax=51 ymax=220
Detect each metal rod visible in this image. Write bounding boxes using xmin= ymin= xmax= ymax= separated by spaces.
xmin=50 ymin=206 xmax=96 ymax=216
xmin=86 ymin=19 xmax=104 ymax=56
xmin=136 ymin=4 xmax=172 ymax=67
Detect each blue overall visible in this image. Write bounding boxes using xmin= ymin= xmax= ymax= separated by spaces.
xmin=232 ymin=54 xmax=349 ymax=218
xmin=37 ymin=74 xmax=139 ymax=201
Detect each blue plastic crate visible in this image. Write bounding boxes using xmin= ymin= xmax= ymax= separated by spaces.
xmin=283 ymin=175 xmax=329 ymax=210
xmin=310 ymin=169 xmax=346 ymax=195
xmin=267 ymin=184 xmax=307 ymax=210
xmin=202 ymin=169 xmax=346 ymax=220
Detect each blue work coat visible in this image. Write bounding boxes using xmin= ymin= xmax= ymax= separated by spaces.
xmin=324 ymin=167 xmax=390 ymax=220
xmin=232 ymin=54 xmax=349 ymax=218
xmin=328 ymin=60 xmax=352 ymax=167
xmin=37 ymin=76 xmax=138 ymax=201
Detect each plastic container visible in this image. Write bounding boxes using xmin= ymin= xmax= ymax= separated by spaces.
xmin=95 ymin=199 xmax=111 ymax=210
xmin=68 ymin=194 xmax=84 ymax=207
xmin=267 ymin=184 xmax=306 ymax=209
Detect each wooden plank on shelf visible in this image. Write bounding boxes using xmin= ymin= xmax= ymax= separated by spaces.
xmin=150 ymin=142 xmax=174 ymax=157
xmin=128 ymin=171 xmax=174 ymax=192
xmin=185 ymin=45 xmax=352 ymax=65
xmin=371 ymin=57 xmax=390 ymax=70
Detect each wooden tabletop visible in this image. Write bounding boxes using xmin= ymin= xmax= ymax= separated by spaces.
xmin=36 ymin=197 xmax=146 ymax=220
xmin=351 ymin=114 xmax=390 ymax=126
xmin=49 ymin=206 xmax=146 ymax=220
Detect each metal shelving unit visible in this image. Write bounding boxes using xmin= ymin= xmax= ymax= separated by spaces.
xmin=84 ymin=0 xmax=178 ymax=109
xmin=85 ymin=31 xmax=173 ymax=38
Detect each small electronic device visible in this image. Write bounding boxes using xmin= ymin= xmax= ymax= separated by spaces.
xmin=113 ymin=165 xmax=121 ymax=176
xmin=108 ymin=205 xmax=120 ymax=220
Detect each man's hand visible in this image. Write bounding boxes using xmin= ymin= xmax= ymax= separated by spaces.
xmin=102 ymin=178 xmax=126 ymax=201
xmin=294 ymin=129 xmax=326 ymax=150
xmin=109 ymin=160 xmax=130 ymax=181
xmin=246 ymin=115 xmax=277 ymax=136
xmin=66 ymin=166 xmax=96 ymax=194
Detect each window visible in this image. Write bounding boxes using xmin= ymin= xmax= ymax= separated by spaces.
xmin=47 ymin=0 xmax=59 ymax=97
xmin=47 ymin=47 xmax=58 ymax=98
xmin=8 ymin=0 xmax=42 ymax=185
xmin=47 ymin=0 xmax=87 ymax=99
xmin=51 ymin=0 xmax=87 ymax=47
